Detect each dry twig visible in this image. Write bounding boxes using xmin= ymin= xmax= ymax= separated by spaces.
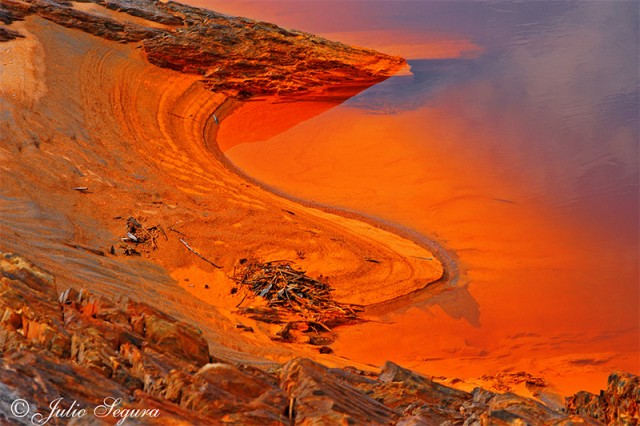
xmin=231 ymin=259 xmax=364 ymax=336
xmin=118 ymin=216 xmax=162 ymax=255
xmin=179 ymin=238 xmax=222 ymax=269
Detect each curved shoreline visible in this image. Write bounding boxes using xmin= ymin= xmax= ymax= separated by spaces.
xmin=0 ymin=0 xmax=450 ymax=310
xmin=203 ymin=96 xmax=461 ymax=311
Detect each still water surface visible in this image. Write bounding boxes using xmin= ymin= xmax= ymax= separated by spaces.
xmin=200 ymin=1 xmax=639 ymax=393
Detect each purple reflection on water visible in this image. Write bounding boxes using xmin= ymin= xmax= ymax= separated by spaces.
xmin=343 ymin=1 xmax=639 ymax=245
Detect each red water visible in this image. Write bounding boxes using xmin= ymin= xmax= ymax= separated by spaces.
xmin=193 ymin=0 xmax=639 ymax=394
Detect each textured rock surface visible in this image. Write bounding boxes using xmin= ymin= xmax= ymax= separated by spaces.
xmin=281 ymin=357 xmax=399 ymax=425
xmin=1 ymin=0 xmax=161 ymax=40
xmin=0 ymin=25 xmax=21 ymax=40
xmin=566 ymin=372 xmax=639 ymax=425
xmin=0 ymin=252 xmax=289 ymax=424
xmin=0 ymin=0 xmax=404 ymax=97
xmin=374 ymin=361 xmax=471 ymax=423
xmin=0 ymin=252 xmax=635 ymax=424
xmin=141 ymin=1 xmax=405 ymax=97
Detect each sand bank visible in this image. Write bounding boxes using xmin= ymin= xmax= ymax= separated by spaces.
xmin=0 ymin=14 xmax=447 ymax=374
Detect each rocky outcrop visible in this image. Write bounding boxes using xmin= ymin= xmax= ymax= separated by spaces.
xmin=1 ymin=0 xmax=164 ymax=41
xmin=0 ymin=0 xmax=404 ymax=97
xmin=0 ymin=252 xmax=282 ymax=424
xmin=566 ymin=372 xmax=639 ymax=425
xmin=374 ymin=361 xmax=471 ymax=423
xmin=0 ymin=25 xmax=21 ymax=40
xmin=0 ymin=252 xmax=626 ymax=425
xmin=281 ymin=358 xmax=398 ymax=425
xmin=141 ymin=1 xmax=405 ymax=97
xmin=0 ymin=0 xmax=30 ymax=24
xmin=75 ymin=0 xmax=183 ymax=26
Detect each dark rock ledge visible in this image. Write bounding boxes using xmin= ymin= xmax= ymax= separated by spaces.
xmin=0 ymin=0 xmax=405 ymax=97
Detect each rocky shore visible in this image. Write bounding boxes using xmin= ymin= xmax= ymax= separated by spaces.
xmin=1 ymin=252 xmax=637 ymax=425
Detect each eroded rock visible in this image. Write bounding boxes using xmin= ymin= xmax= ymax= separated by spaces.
xmin=127 ymin=300 xmax=210 ymax=367
xmin=376 ymin=361 xmax=471 ymax=424
xmin=566 ymin=372 xmax=639 ymax=425
xmin=0 ymin=26 xmax=23 ymax=41
xmin=281 ymin=357 xmax=399 ymax=425
xmin=0 ymin=0 xmax=404 ymax=96
xmin=0 ymin=254 xmax=630 ymax=425
xmin=462 ymin=387 xmax=566 ymax=425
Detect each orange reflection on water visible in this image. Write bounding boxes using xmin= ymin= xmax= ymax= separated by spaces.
xmin=183 ymin=0 xmax=481 ymax=60
xmin=195 ymin=0 xmax=639 ymax=396
xmin=218 ymin=99 xmax=341 ymax=152
xmin=223 ymin=99 xmax=639 ymax=395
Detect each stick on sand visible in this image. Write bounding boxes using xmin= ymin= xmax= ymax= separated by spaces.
xmin=179 ymin=238 xmax=222 ymax=269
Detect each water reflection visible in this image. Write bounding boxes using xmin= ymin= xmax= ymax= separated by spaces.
xmin=343 ymin=0 xmax=640 ymax=241
xmin=209 ymin=0 xmax=638 ymax=393
xmin=346 ymin=59 xmax=480 ymax=113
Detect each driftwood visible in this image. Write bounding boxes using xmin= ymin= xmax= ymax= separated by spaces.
xmin=232 ymin=259 xmax=364 ymax=344
xmin=179 ymin=238 xmax=222 ymax=269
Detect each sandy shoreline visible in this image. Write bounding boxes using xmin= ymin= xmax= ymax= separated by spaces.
xmin=206 ymin=95 xmax=458 ymax=307
xmin=0 ymin=13 xmax=448 ymax=375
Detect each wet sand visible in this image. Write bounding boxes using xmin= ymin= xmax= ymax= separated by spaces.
xmin=0 ymin=14 xmax=443 ymax=374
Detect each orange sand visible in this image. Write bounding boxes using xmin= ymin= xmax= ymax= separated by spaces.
xmin=0 ymin=15 xmax=443 ymax=373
